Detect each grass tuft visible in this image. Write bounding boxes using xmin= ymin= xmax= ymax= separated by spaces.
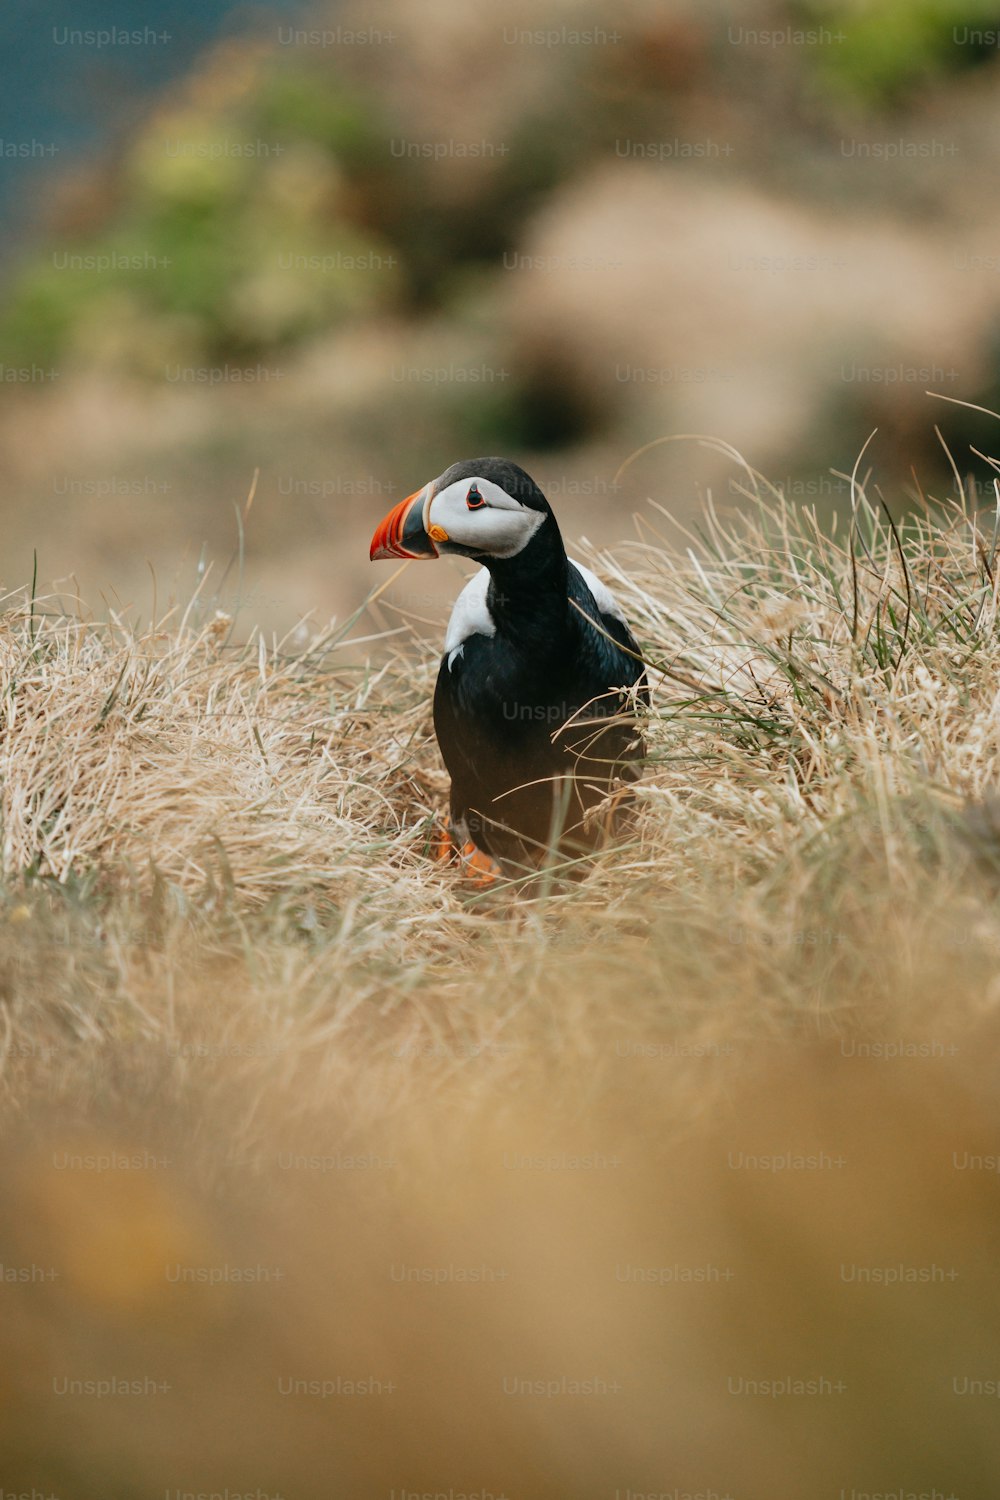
xmin=6 ymin=470 xmax=1000 ymax=1488
xmin=0 ymin=466 xmax=997 ymax=1119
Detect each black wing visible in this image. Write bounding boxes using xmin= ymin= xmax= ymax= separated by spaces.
xmin=432 ymin=567 xmax=649 ymax=860
xmin=565 ymin=565 xmax=648 ymax=777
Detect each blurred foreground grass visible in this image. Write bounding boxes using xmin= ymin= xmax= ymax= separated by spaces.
xmin=3 ymin=455 xmax=1000 ymax=1494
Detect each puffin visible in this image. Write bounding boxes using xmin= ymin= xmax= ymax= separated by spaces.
xmin=370 ymin=457 xmax=647 ymax=878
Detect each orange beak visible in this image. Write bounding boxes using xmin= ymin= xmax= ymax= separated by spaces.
xmin=369 ymin=486 xmax=439 ymax=561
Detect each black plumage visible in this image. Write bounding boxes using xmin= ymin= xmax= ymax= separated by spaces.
xmin=371 ymin=457 xmax=648 ymax=873
xmin=437 ymin=461 xmax=646 ymax=869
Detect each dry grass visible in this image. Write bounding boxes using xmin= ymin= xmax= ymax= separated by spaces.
xmin=4 ymin=453 xmax=1000 ymax=1493
xmin=4 ymin=452 xmax=1000 ymax=1107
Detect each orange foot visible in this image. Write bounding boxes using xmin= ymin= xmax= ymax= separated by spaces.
xmin=432 ymin=821 xmax=501 ymax=885
xmin=457 ymin=839 xmax=502 ymax=886
xmin=433 ymin=822 xmax=457 ymax=865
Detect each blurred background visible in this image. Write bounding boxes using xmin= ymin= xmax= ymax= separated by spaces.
xmin=8 ymin=5 xmax=1000 ymax=1494
xmin=5 ymin=0 xmax=1000 ymax=634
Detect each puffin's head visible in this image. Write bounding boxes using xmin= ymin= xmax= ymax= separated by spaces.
xmin=369 ymin=458 xmax=553 ymax=562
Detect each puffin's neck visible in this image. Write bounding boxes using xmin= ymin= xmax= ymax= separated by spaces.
xmin=484 ymin=516 xmax=569 ymax=648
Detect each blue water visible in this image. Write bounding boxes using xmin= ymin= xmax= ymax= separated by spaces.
xmin=0 ymin=0 xmax=307 ymax=252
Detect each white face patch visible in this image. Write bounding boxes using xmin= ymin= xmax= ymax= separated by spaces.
xmin=427 ymin=476 xmax=545 ymax=559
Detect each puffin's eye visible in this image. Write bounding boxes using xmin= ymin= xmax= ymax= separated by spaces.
xmin=466 ymin=484 xmax=487 ymax=510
